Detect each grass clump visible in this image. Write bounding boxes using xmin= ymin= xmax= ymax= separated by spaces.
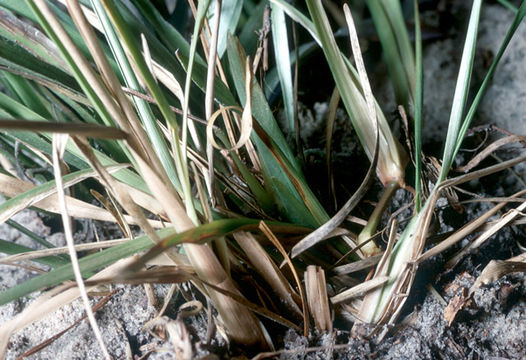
xmin=0 ymin=0 xmax=524 ymax=357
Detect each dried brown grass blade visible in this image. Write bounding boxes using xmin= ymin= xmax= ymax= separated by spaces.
xmin=305 ymin=266 xmax=332 ymax=332
xmin=234 ymin=231 xmax=302 ymax=318
xmin=84 ymin=266 xmax=193 ymax=285
xmin=289 ymin=132 xmax=378 ymax=259
xmin=419 ymin=188 xmax=526 ymax=264
xmin=71 ymin=136 xmax=180 ymax=268
xmin=0 ymin=165 xmax=126 ymax=224
xmin=52 ymin=133 xmax=110 ymax=359
xmin=332 ymin=254 xmax=383 ymax=275
xmin=289 ymin=6 xmax=381 ymax=257
xmin=446 ymin=193 xmax=526 ymax=269
xmin=90 ymin=189 xmax=132 ymax=238
xmin=0 ymin=173 xmax=165 ymax=227
xmin=259 ymin=221 xmax=308 ymax=336
xmin=440 ymin=153 xmax=526 ymax=189
xmin=0 ymin=238 xmax=128 ymax=264
xmin=331 ymin=276 xmax=389 ymax=304
xmin=456 ymin=135 xmax=526 ymax=173
xmin=206 ymin=61 xmax=253 ymax=152
xmin=358 ymin=154 xmax=526 ymax=329
xmin=61 ymin=0 xmax=159 ymax=166
xmin=86 ymin=266 xmax=300 ymax=332
xmin=0 ymin=7 xmax=66 ymax=69
xmin=128 ymin=146 xmax=270 ymax=347
xmin=469 ymin=254 xmax=526 ymax=295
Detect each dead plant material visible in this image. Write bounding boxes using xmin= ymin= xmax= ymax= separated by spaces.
xmin=444 ymin=287 xmax=472 ymax=326
xmin=144 ymin=316 xmax=193 ymax=360
xmin=446 ymin=190 xmax=526 ymax=270
xmin=0 ymin=119 xmax=127 ymax=139
xmin=289 ymin=127 xmax=378 ymax=259
xmin=330 ymin=276 xmax=389 ymax=304
xmin=456 ymin=134 xmax=526 ymax=173
xmin=234 ymin=231 xmax=302 ymax=318
xmin=0 ymin=172 xmax=165 ymax=228
xmin=418 ymin=188 xmax=526 ymax=264
xmin=469 ymin=254 xmax=526 ymax=296
xmin=332 ymin=254 xmax=382 ymax=275
xmin=305 ymin=266 xmax=332 ymax=332
xmin=0 ymin=256 xmax=138 ymax=357
xmin=90 ymin=189 xmax=132 ymax=239
xmin=259 ymin=221 xmax=308 ymax=336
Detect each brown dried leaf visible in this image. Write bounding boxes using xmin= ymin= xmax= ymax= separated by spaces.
xmin=305 ymin=266 xmax=332 ymax=332
xmin=444 ymin=287 xmax=471 ymax=326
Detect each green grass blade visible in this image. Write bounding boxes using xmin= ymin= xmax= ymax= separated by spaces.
xmin=439 ymin=0 xmax=483 ymax=181
xmin=0 ymin=227 xmax=171 ymax=306
xmin=131 ymin=0 xmax=199 ymax=64
xmin=181 ymin=0 xmax=211 ymax=156
xmin=453 ymin=1 xmax=526 ymax=159
xmin=27 ymin=2 xmax=116 ymax=131
xmin=101 ymin=0 xmax=197 ymax=222
xmin=1 ymin=127 xmax=150 ymax=195
xmin=0 ymin=35 xmax=82 ymax=97
xmin=1 ymin=72 xmax=51 ymax=118
xmin=305 ymin=0 xmax=404 ymax=185
xmin=0 ymin=239 xmax=69 ymax=268
xmin=497 ymin=0 xmax=519 ymax=13
xmin=215 ymin=0 xmax=243 ymax=57
xmin=226 ymin=34 xmax=299 ymax=172
xmin=226 ymin=35 xmax=329 ymax=226
xmin=90 ymin=0 xmax=181 ymax=192
xmin=175 ymin=51 xmax=238 ymax=106
xmin=5 ymin=220 xmax=66 ymax=257
xmin=367 ymin=0 xmax=415 ymax=114
xmin=269 ymin=0 xmax=320 ymax=45
xmin=0 ymin=218 xmax=299 ymax=306
xmin=413 ymin=0 xmax=423 ymax=211
xmin=270 ymin=3 xmax=295 ymax=133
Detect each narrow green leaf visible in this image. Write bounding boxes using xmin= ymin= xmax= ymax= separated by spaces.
xmin=270 ymin=3 xmax=295 ymax=133
xmin=367 ymin=0 xmax=414 ymax=114
xmin=413 ymin=0 xmax=423 ymax=212
xmin=226 ymin=34 xmax=299 ymax=173
xmin=102 ymin=0 xmax=197 ymax=222
xmin=454 ymin=1 xmax=526 ymax=160
xmin=90 ymin=0 xmax=182 ymax=193
xmin=132 ymin=0 xmax=200 ymax=65
xmin=214 ymin=0 xmax=243 ymax=57
xmin=6 ymin=219 xmax=67 ymax=257
xmin=0 ymin=239 xmax=69 ymax=268
xmin=269 ymin=0 xmax=320 ymax=45
xmin=0 ymin=218 xmax=304 ymax=306
xmin=305 ymin=0 xmax=404 ymax=185
xmin=439 ymin=0 xmax=483 ymax=181
xmin=1 ymin=72 xmax=51 ymax=118
xmin=0 ymin=227 xmax=171 ymax=306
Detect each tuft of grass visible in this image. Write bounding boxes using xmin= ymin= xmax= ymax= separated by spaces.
xmin=0 ymin=0 xmax=524 ymax=357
